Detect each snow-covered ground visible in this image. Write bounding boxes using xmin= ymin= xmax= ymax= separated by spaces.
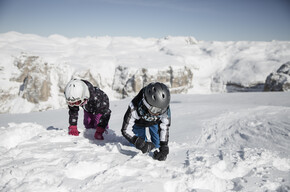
xmin=1 ymin=92 xmax=289 ymax=192
xmin=1 ymin=31 xmax=289 ymax=191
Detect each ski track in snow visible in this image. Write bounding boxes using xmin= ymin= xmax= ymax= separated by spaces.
xmin=1 ymin=95 xmax=290 ymax=192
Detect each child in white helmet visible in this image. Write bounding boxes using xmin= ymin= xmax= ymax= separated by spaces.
xmin=64 ymin=79 xmax=111 ymax=140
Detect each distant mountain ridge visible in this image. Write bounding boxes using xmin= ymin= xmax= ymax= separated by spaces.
xmin=1 ymin=32 xmax=290 ymax=113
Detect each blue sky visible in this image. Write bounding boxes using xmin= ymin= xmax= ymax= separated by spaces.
xmin=0 ymin=0 xmax=289 ymax=41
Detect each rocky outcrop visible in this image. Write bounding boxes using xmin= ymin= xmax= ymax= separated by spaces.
xmin=12 ymin=55 xmax=51 ymax=103
xmin=6 ymin=54 xmax=289 ymax=113
xmin=3 ymin=54 xmax=194 ymax=111
xmin=226 ymin=82 xmax=265 ymax=92
xmin=74 ymin=70 xmax=101 ymax=89
xmin=264 ymin=62 xmax=290 ymax=91
xmin=2 ymin=32 xmax=290 ymax=114
xmin=112 ymin=65 xmax=193 ymax=98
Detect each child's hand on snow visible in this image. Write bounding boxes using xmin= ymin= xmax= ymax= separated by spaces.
xmin=68 ymin=125 xmax=79 ymax=136
xmin=132 ymin=136 xmax=155 ymax=153
xmin=153 ymin=144 xmax=169 ymax=161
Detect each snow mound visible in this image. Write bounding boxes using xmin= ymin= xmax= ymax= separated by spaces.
xmin=0 ymin=123 xmax=44 ymax=149
xmin=65 ymin=161 xmax=109 ymax=180
xmin=198 ymin=106 xmax=290 ymax=152
xmin=182 ymin=147 xmax=290 ymax=192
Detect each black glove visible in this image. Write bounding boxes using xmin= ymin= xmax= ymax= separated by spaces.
xmin=153 ymin=143 xmax=169 ymax=161
xmin=132 ymin=136 xmax=155 ymax=154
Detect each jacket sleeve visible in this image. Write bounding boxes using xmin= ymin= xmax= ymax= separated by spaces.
xmin=159 ymin=107 xmax=171 ymax=144
xmin=97 ymin=90 xmax=111 ymax=129
xmin=131 ymin=88 xmax=144 ymax=106
xmin=69 ymin=106 xmax=79 ymax=126
xmin=121 ymin=102 xmax=139 ymax=144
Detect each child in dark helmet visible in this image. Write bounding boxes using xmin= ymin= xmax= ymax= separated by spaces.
xmin=121 ymin=82 xmax=171 ymax=161
xmin=64 ymin=79 xmax=111 ymax=140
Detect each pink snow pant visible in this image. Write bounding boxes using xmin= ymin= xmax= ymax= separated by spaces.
xmin=83 ymin=110 xmax=108 ymax=132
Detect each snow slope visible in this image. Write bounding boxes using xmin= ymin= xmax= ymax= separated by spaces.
xmin=0 ymin=92 xmax=289 ymax=192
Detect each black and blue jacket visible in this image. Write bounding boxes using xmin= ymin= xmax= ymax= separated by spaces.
xmin=121 ymin=87 xmax=171 ymax=145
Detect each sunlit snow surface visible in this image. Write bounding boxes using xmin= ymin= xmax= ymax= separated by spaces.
xmin=0 ymin=92 xmax=289 ymax=192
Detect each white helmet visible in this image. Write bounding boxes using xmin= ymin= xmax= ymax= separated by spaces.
xmin=64 ymin=79 xmax=90 ymax=106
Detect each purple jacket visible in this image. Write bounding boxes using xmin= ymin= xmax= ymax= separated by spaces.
xmin=68 ymin=80 xmax=111 ymax=128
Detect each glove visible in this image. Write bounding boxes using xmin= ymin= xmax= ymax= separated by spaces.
xmin=132 ymin=136 xmax=155 ymax=154
xmin=94 ymin=126 xmax=105 ymax=140
xmin=153 ymin=144 xmax=169 ymax=161
xmin=68 ymin=125 xmax=79 ymax=136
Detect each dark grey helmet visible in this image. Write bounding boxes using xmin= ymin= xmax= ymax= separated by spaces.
xmin=143 ymin=82 xmax=170 ymax=114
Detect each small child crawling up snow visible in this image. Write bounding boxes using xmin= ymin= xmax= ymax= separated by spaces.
xmin=64 ymin=79 xmax=111 ymax=140
xmin=121 ymin=82 xmax=171 ymax=161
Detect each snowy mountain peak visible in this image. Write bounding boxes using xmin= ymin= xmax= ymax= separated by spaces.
xmin=1 ymin=32 xmax=290 ymax=113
